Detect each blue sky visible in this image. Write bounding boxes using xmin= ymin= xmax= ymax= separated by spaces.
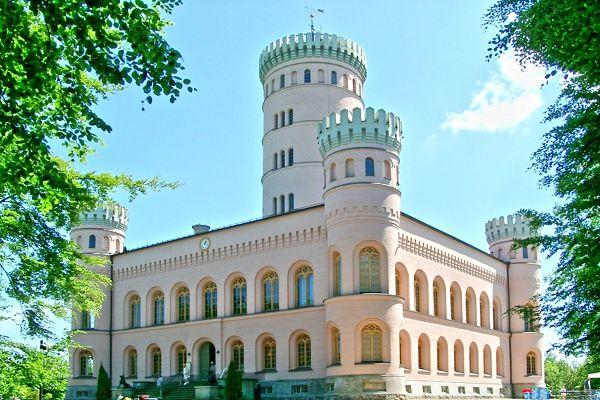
xmin=4 ymin=1 xmax=565 ymax=350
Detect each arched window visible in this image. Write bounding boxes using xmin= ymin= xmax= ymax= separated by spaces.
xmin=359 ymin=247 xmax=381 ymax=293
xmin=418 ymin=341 xmax=425 ymax=370
xmin=469 ymin=343 xmax=479 ymax=374
xmin=288 ymin=109 xmax=293 ymax=125
xmin=291 ymin=71 xmax=298 ymax=85
xmin=331 ymin=71 xmax=337 ymax=85
xmin=280 ymin=111 xmax=285 ymax=128
xmin=493 ymin=299 xmax=501 ymax=330
xmin=296 ymin=266 xmax=314 ymax=307
xmin=399 ymin=331 xmax=411 ymax=368
xmin=297 ymin=334 xmax=311 ymax=368
xmin=176 ymin=345 xmax=187 ymax=374
xmin=497 ymin=248 xmax=504 ymax=260
xmin=522 ymin=247 xmax=529 ymax=258
xmin=279 ymin=74 xmax=285 ymax=89
xmin=273 ymin=153 xmax=278 ymax=170
xmin=272 ymin=197 xmax=277 ymax=215
xmin=330 ymin=162 xmax=337 ymax=182
xmin=288 ymin=148 xmax=294 ymax=166
xmin=433 ymin=286 xmax=440 ymax=317
xmin=450 ymin=288 xmax=456 ymax=320
xmin=152 ymin=348 xmax=161 ymax=376
xmin=414 ymin=279 xmax=421 ymax=313
xmin=79 ymin=351 xmax=93 ymax=376
xmin=417 ymin=335 xmax=431 ymax=370
xmin=280 ymin=150 xmax=285 ymax=168
xmin=271 ymin=78 xmax=275 ymax=93
xmin=361 ymin=324 xmax=383 ymax=362
xmin=263 ymin=271 xmax=279 ymax=311
xmin=176 ymin=287 xmax=190 ymax=322
xmin=288 ymin=193 xmax=294 ymax=212
xmin=526 ymin=352 xmax=537 ymax=375
xmin=383 ymin=160 xmax=391 ymax=179
xmin=130 ymin=295 xmax=141 ymax=328
xmin=153 ymin=292 xmax=164 ymax=325
xmin=437 ymin=338 xmax=448 ymax=372
xmin=483 ymin=345 xmax=492 ymax=375
xmin=279 ymin=195 xmax=285 ymax=214
xmin=102 ymin=236 xmax=109 ymax=250
xmin=115 ymin=238 xmax=122 ymax=253
xmin=232 ymin=340 xmax=244 ymax=371
xmin=352 ymin=78 xmax=357 ymax=93
xmin=496 ymin=348 xmax=504 ymax=376
xmin=88 ymin=235 xmax=96 ymax=249
xmin=345 ymin=158 xmax=355 ymax=177
xmin=454 ymin=341 xmax=464 ymax=373
xmin=204 ymin=282 xmax=217 ymax=319
xmin=342 ymin=74 xmax=348 ymax=88
xmin=263 ymin=338 xmax=276 ymax=370
xmin=333 ymin=253 xmax=341 ymax=296
xmin=274 ymin=114 xmax=278 ymax=130
xmin=128 ymin=349 xmax=138 ymax=377
xmin=332 ymin=328 xmax=341 ymax=364
xmin=365 ymin=158 xmax=375 ymax=176
xmin=304 ymin=69 xmax=311 ymax=83
xmin=81 ymin=310 xmax=92 ymax=329
xmin=232 ymin=277 xmax=247 ymax=315
xmin=318 ymin=69 xmax=324 ymax=83
xmin=466 ymin=289 xmax=476 ymax=325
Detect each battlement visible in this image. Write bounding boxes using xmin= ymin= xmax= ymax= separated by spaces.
xmin=485 ymin=214 xmax=534 ymax=244
xmin=259 ymin=32 xmax=367 ymax=83
xmin=317 ymin=107 xmax=402 ymax=157
xmin=73 ymin=202 xmax=128 ymax=231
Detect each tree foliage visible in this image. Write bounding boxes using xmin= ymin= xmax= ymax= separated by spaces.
xmin=545 ymin=355 xmax=600 ymax=393
xmin=0 ymin=337 xmax=69 ymax=400
xmin=96 ymin=364 xmax=111 ymax=400
xmin=0 ymin=0 xmax=193 ymax=337
xmin=224 ymin=361 xmax=243 ymax=400
xmin=484 ymin=0 xmax=600 ymax=358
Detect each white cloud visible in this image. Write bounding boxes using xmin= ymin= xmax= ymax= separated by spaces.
xmin=442 ymin=53 xmax=545 ymax=134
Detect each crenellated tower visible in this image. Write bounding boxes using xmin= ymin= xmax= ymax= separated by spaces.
xmin=486 ymin=215 xmax=544 ymax=393
xmin=66 ymin=203 xmax=128 ymax=398
xmin=259 ymin=32 xmax=367 ymax=216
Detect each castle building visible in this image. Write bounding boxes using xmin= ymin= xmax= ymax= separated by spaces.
xmin=66 ymin=31 xmax=544 ymax=399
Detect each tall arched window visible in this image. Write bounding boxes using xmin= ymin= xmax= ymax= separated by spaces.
xmin=450 ymin=288 xmax=456 ymax=320
xmin=332 ymin=328 xmax=341 ymax=364
xmin=288 ymin=193 xmax=294 ymax=212
xmin=359 ymin=247 xmax=381 ymax=293
xmin=280 ymin=111 xmax=285 ymax=128
xmin=204 ymin=282 xmax=217 ymax=319
xmin=274 ymin=114 xmax=278 ymax=130
xmin=263 ymin=338 xmax=276 ymax=370
xmin=333 ymin=253 xmax=341 ymax=296
xmin=291 ymin=71 xmax=298 ymax=85
xmin=522 ymin=247 xmax=529 ymax=258
xmin=296 ymin=266 xmax=314 ymax=307
xmin=469 ymin=343 xmax=479 ymax=374
xmin=152 ymin=348 xmax=161 ymax=376
xmin=279 ymin=195 xmax=285 ymax=214
xmin=88 ymin=235 xmax=96 ymax=248
xmin=330 ymin=163 xmax=337 ymax=182
xmin=342 ymin=74 xmax=348 ymax=88
xmin=271 ymin=78 xmax=275 ymax=93
xmin=383 ymin=160 xmax=391 ymax=179
xmin=433 ymin=286 xmax=440 ymax=317
xmin=263 ymin=271 xmax=279 ymax=311
xmin=288 ymin=109 xmax=294 ymax=125
xmin=496 ymin=348 xmax=504 ymax=376
xmin=418 ymin=342 xmax=424 ymax=370
xmin=177 ymin=287 xmax=190 ymax=322
xmin=130 ymin=295 xmax=141 ymax=328
xmin=115 ymin=238 xmax=122 ymax=253
xmin=297 ymin=334 xmax=311 ymax=368
xmin=279 ymin=74 xmax=285 ymax=89
xmin=128 ymin=349 xmax=138 ymax=377
xmin=318 ymin=69 xmax=324 ymax=83
xmin=232 ymin=340 xmax=244 ymax=371
xmin=454 ymin=341 xmax=464 ymax=373
xmin=331 ymin=71 xmax=337 ymax=85
xmin=272 ymin=197 xmax=277 ymax=215
xmin=526 ymin=352 xmax=537 ymax=375
xmin=153 ymin=292 xmax=164 ymax=325
xmin=414 ymin=279 xmax=421 ymax=313
xmin=352 ymin=78 xmax=357 ymax=93
xmin=361 ymin=324 xmax=383 ymax=362
xmin=304 ymin=69 xmax=311 ymax=83
xmin=365 ymin=158 xmax=375 ymax=176
xmin=345 ymin=158 xmax=355 ymax=177
xmin=288 ymin=148 xmax=294 ymax=166
xmin=232 ymin=277 xmax=247 ymax=315
xmin=280 ymin=150 xmax=285 ymax=168
xmin=273 ymin=153 xmax=278 ymax=170
xmin=81 ymin=310 xmax=92 ymax=329
xmin=79 ymin=351 xmax=93 ymax=376
xmin=418 ymin=336 xmax=430 ymax=371
xmin=176 ymin=345 xmax=187 ymax=374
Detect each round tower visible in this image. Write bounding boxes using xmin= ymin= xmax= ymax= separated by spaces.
xmin=70 ymin=202 xmax=128 ymax=255
xmin=320 ymin=106 xmax=405 ymax=393
xmin=485 ymin=215 xmax=544 ymax=393
xmin=259 ymin=32 xmax=367 ymax=216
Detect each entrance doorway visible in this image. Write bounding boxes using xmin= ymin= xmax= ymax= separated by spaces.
xmin=198 ymin=342 xmax=216 ymax=379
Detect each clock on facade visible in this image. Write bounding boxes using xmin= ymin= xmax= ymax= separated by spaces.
xmin=200 ymin=238 xmax=210 ymax=250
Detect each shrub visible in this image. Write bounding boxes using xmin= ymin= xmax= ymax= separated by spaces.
xmin=224 ymin=361 xmax=243 ymax=400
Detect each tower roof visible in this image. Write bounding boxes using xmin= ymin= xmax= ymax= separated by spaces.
xmin=485 ymin=214 xmax=534 ymax=244
xmin=259 ymin=32 xmax=367 ymax=83
xmin=72 ymin=202 xmax=128 ymax=231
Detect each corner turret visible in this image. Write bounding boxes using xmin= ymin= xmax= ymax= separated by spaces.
xmin=70 ymin=203 xmax=128 ymax=255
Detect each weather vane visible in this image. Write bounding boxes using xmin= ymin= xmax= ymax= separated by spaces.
xmin=305 ymin=7 xmax=325 ymax=33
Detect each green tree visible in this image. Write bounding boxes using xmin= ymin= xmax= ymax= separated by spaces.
xmin=0 ymin=338 xmax=69 ymax=400
xmin=96 ymin=364 xmax=111 ymax=400
xmin=0 ymin=0 xmax=194 ymax=337
xmin=484 ymin=0 xmax=600 ymax=359
xmin=224 ymin=361 xmax=243 ymax=400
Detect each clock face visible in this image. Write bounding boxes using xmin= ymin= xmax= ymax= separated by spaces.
xmin=200 ymin=238 xmax=210 ymax=250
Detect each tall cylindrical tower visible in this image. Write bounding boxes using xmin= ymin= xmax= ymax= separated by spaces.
xmin=67 ymin=203 xmax=127 ymax=395
xmin=259 ymin=32 xmax=367 ymax=216
xmin=486 ymin=215 xmax=544 ymax=393
xmin=320 ymin=107 xmax=405 ymax=392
